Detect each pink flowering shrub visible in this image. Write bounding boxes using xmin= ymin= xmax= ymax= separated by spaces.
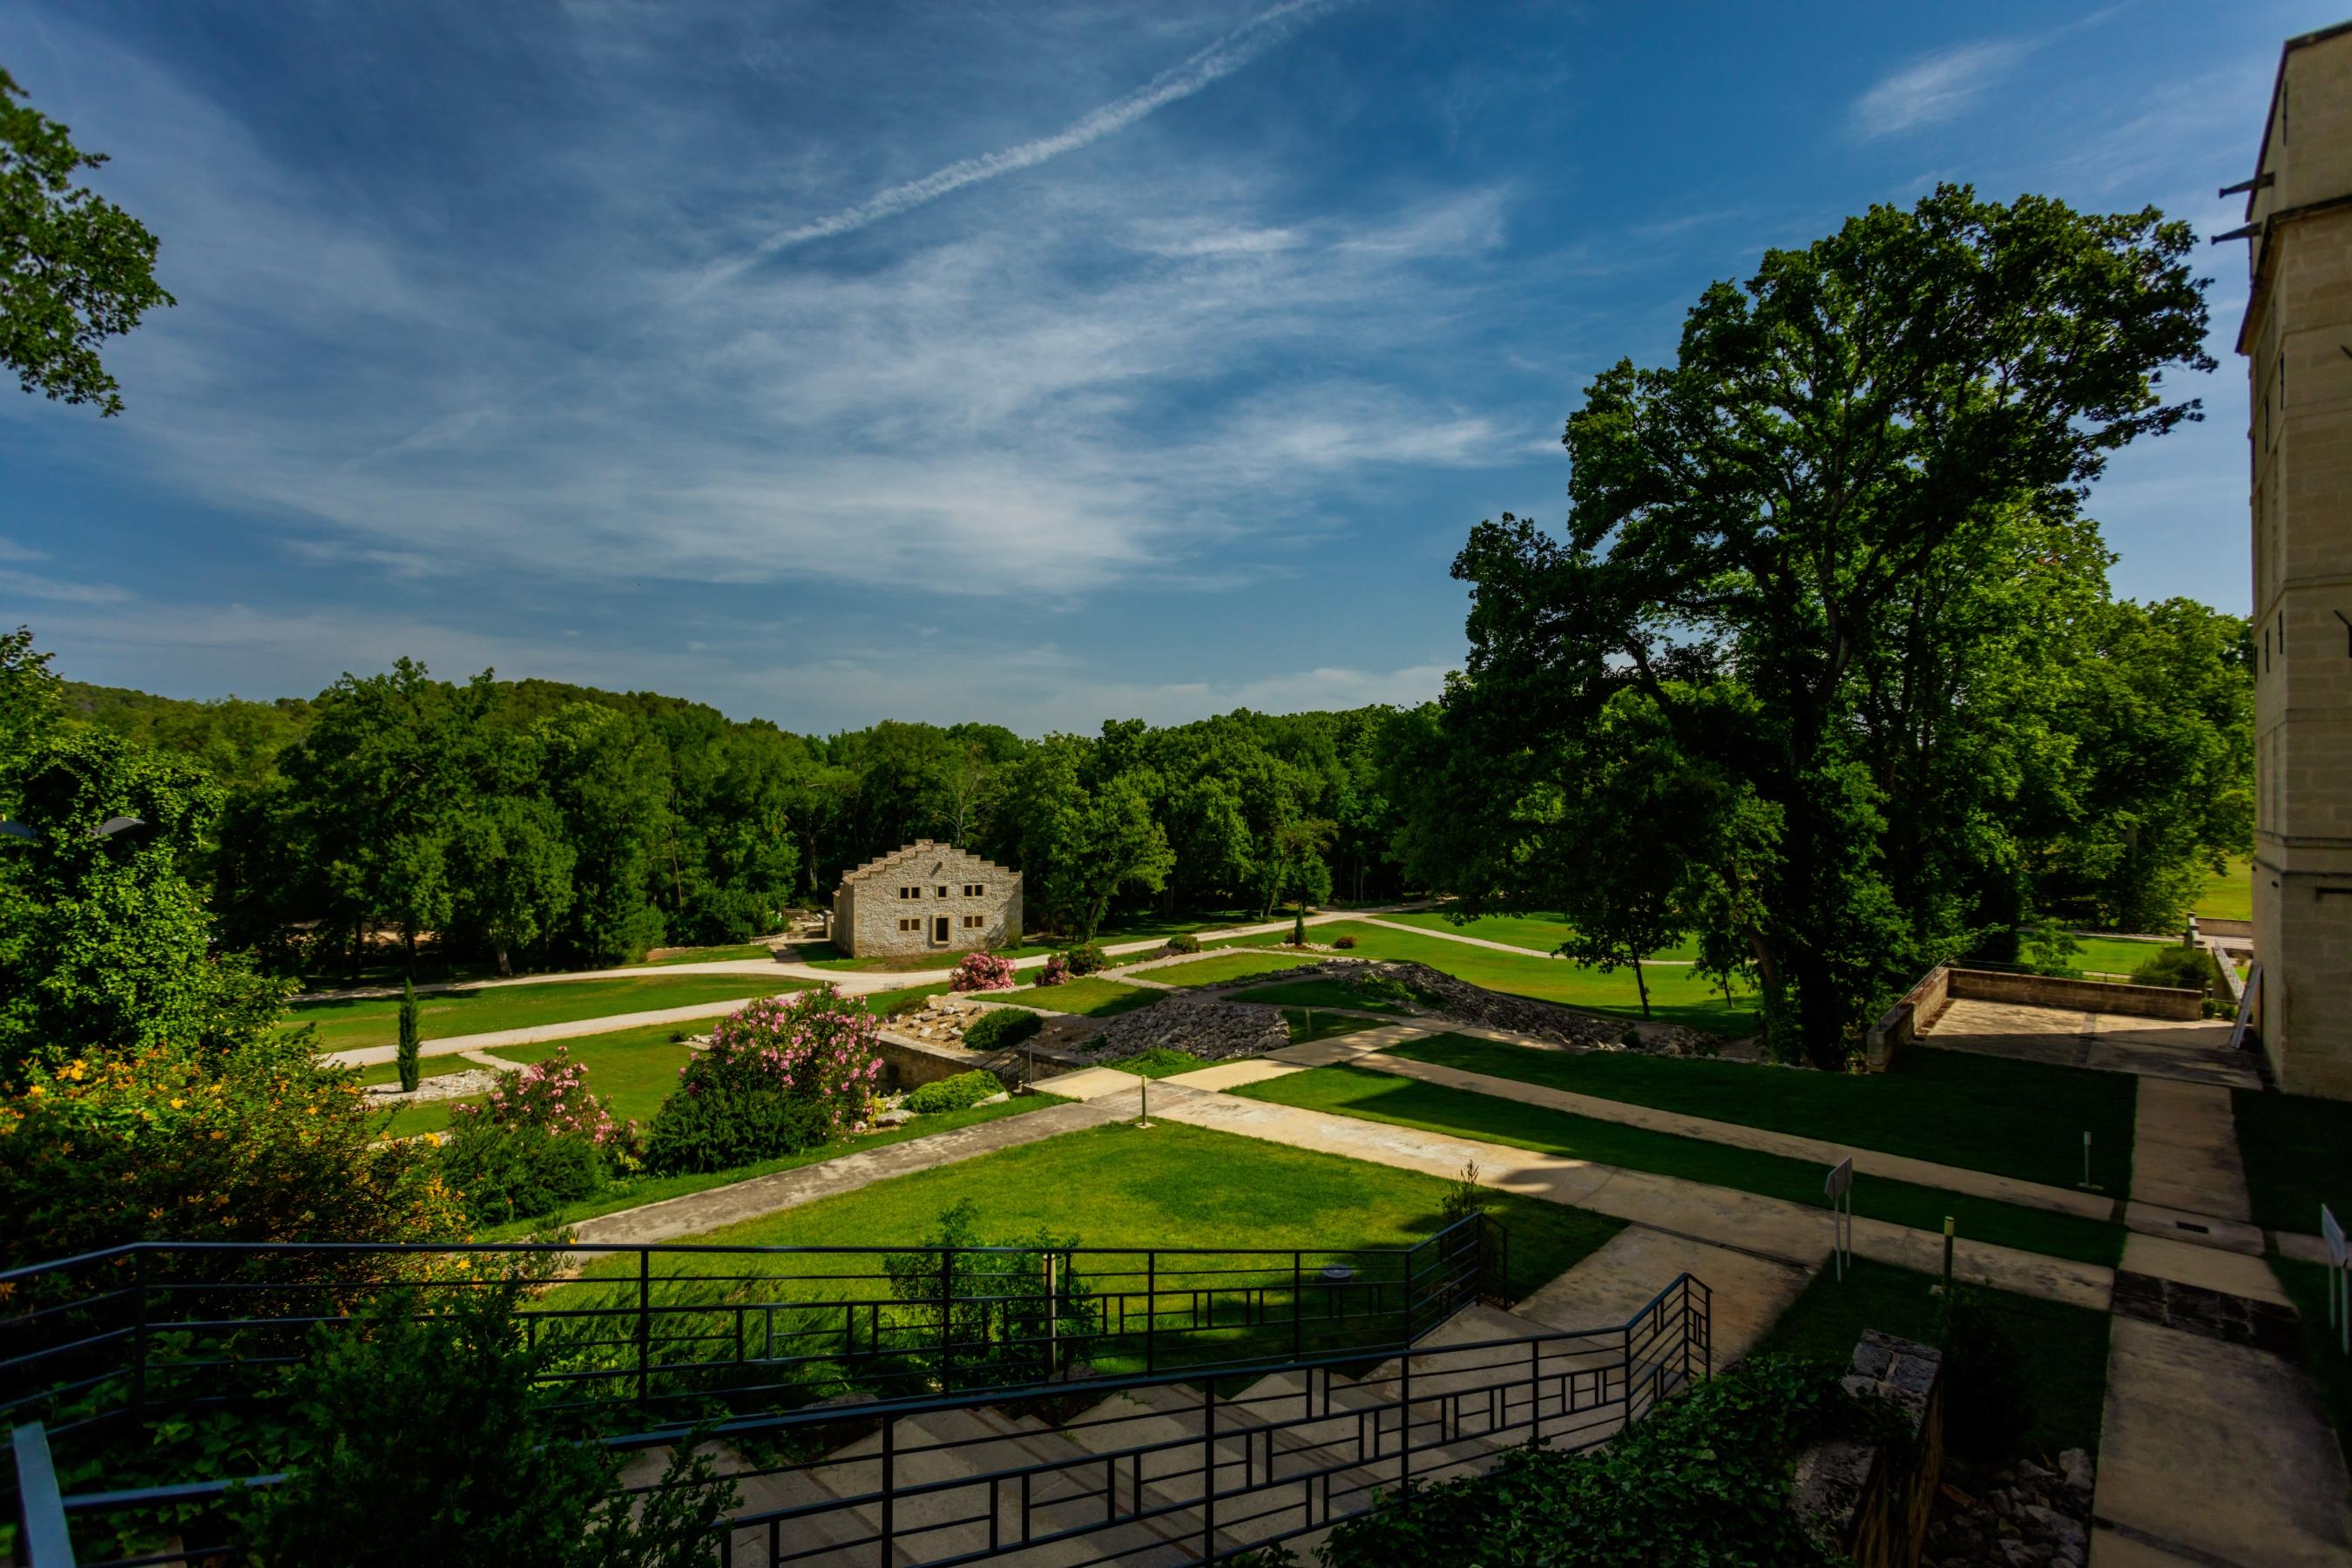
xmin=439 ymin=1048 xmax=631 ymax=1225
xmin=949 ymin=951 xmax=1018 ymax=992
xmin=1035 ymin=952 xmax=1071 ymax=987
xmin=644 ymin=987 xmax=885 ymax=1174
xmin=452 ymin=1046 xmax=625 ymax=1146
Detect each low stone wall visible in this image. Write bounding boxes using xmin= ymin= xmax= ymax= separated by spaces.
xmin=1790 ymin=1330 xmax=1944 ymax=1568
xmin=2198 ymin=916 xmax=2254 ymax=941
xmin=874 ymin=1032 xmax=1089 ymax=1093
xmin=1946 ymin=966 xmax=2204 ymax=1020
xmin=1864 ymin=966 xmax=1953 ymax=1073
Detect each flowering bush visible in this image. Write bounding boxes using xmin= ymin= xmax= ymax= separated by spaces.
xmin=645 ymin=988 xmax=883 ymax=1174
xmin=440 ymin=1050 xmax=635 ymax=1226
xmin=451 ymin=1048 xmax=628 ymax=1149
xmin=0 ymin=1037 xmax=462 ymax=1273
xmin=1035 ymin=952 xmax=1071 ymax=987
xmin=949 ymin=951 xmax=1018 ymax=991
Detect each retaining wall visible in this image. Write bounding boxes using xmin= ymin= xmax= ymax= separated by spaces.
xmin=1789 ymin=1331 xmax=1945 ymax=1568
xmin=1862 ymin=966 xmax=1952 ymax=1072
xmin=1945 ymin=966 xmax=2205 ymax=1020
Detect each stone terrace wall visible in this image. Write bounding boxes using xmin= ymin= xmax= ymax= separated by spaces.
xmin=1864 ymin=966 xmax=1953 ymax=1073
xmin=1947 ymin=966 xmax=2204 ymax=1021
xmin=1789 ymin=1331 xmax=1944 ymax=1568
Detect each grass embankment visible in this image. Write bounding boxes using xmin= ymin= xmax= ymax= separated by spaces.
xmin=1286 ymin=1010 xmax=1390 ymax=1044
xmin=1382 ymin=1033 xmax=2136 ymax=1193
xmin=2193 ymin=855 xmax=2253 ymax=923
xmin=290 ymin=974 xmax=807 ymax=1054
xmin=1753 ymin=1258 xmax=2111 ymax=1456
xmin=1230 ymin=977 xmax=1412 ymax=1015
xmin=1298 ymin=922 xmax=1757 ymax=1034
xmin=641 ymin=943 xmax=787 ymax=966
xmin=478 ymin=1097 xmax=1053 ymax=1238
xmin=653 ymin=1121 xmax=1623 ymax=1312
xmin=1231 ymin=1066 xmax=2124 ymax=1267
xmin=998 ymin=979 xmax=1161 ymax=1017
xmin=1147 ymin=950 xmax=1331 ymax=987
xmin=2234 ymin=1091 xmax=2352 ymax=1234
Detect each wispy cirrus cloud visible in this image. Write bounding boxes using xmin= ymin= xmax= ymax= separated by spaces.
xmin=1849 ymin=39 xmax=2033 ymax=139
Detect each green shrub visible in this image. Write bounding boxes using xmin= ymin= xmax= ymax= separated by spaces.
xmin=1162 ymin=933 xmax=1202 ymax=956
xmin=1355 ymin=972 xmax=1419 ymax=1009
xmin=2130 ymin=944 xmax=2212 ymax=993
xmin=645 ymin=988 xmax=884 ymax=1174
xmin=238 ymin=1280 xmax=735 ymax=1568
xmin=395 ymin=978 xmax=422 ymax=1092
xmin=904 ymin=1071 xmax=1004 ymax=1114
xmin=1290 ymin=911 xmax=1307 ymax=946
xmin=882 ymin=1199 xmax=1090 ymax=1389
xmin=1063 ymin=943 xmax=1110 ymax=977
xmin=1318 ymin=1355 xmax=1887 ymax=1568
xmin=644 ymin=1073 xmax=832 ymax=1175
xmin=438 ymin=1119 xmax=605 ymax=1226
xmin=1331 ymin=934 xmax=1356 ymax=950
xmin=960 ymin=1008 xmax=1041 ymax=1052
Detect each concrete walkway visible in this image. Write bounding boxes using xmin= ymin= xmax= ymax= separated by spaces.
xmin=1921 ymin=998 xmax=2260 ymax=1090
xmin=570 ymin=1098 xmax=1120 ymax=1247
xmin=1041 ymin=1071 xmax=2112 ymax=1312
xmin=324 ymin=997 xmax=807 ymax=1069
xmin=1349 ymin=914 xmax=1698 ymax=965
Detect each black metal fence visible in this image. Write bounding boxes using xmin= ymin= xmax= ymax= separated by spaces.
xmin=2 ymin=1219 xmax=1501 ymax=1502
xmin=14 ymin=1271 xmax=1710 ymax=1568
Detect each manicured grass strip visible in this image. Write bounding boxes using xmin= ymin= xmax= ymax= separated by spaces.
xmin=1102 ymin=1048 xmax=1215 ymax=1078
xmin=2268 ymin=1257 xmax=2352 ymax=1475
xmin=1752 ymin=1256 xmax=2110 ymax=1457
xmin=288 ymin=974 xmax=809 ymax=1053
xmin=1385 ymin=1032 xmax=2137 ymax=1193
xmin=1381 ymin=909 xmax=1704 ymax=963
xmin=2233 ymin=1091 xmax=2352 ymax=1235
xmin=1286 ymin=1009 xmax=1389 ymax=1045
xmin=2064 ymin=935 xmax=2176 ymax=979
xmin=1306 ymin=922 xmax=1755 ymax=1035
xmin=1147 ymin=950 xmax=1328 ymax=987
xmin=997 ymin=979 xmax=1161 ymax=1017
xmin=479 ymin=1097 xmax=1055 ymax=1238
xmin=485 ymin=1023 xmax=706 ymax=1125
xmin=642 ymin=943 xmax=786 ymax=966
xmin=856 ymin=982 xmax=954 ymax=1017
xmin=1231 ymin=1066 xmax=2124 ymax=1267
xmin=1229 ymin=978 xmax=1410 ymax=1014
xmin=2193 ymin=854 xmax=2253 ymax=923
xmin=662 ymin=1120 xmax=1624 ymax=1308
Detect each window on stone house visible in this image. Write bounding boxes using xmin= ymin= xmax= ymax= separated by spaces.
xmin=936 ymin=885 xmax=948 ymax=897
xmin=899 ymin=885 xmax=919 ymax=900
xmin=962 ymin=915 xmax=983 ymax=929
xmin=963 ymin=882 xmax=984 ymax=896
xmin=898 ymin=917 xmax=921 ymax=932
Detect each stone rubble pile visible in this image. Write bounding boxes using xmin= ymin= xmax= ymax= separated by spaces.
xmin=1082 ymin=993 xmax=1289 ymax=1063
xmin=890 ymin=995 xmax=989 ymax=1046
xmin=1243 ymin=958 xmax=1721 ymax=1056
xmin=362 ymin=1065 xmax=511 ymax=1105
xmin=1922 ymin=1450 xmax=2094 ymax=1568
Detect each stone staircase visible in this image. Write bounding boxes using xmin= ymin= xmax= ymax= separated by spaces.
xmin=677 ymin=1294 xmax=1693 ymax=1567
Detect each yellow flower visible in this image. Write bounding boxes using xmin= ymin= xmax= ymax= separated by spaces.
xmin=170 ymin=1098 xmax=185 ymax=1110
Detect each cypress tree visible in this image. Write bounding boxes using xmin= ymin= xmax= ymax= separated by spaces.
xmin=396 ymin=978 xmax=422 ymax=1092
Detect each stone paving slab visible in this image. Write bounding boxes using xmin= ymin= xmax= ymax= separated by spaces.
xmin=2123 ymin=1200 xmax=2265 ymax=1257
xmin=2092 ymin=1315 xmax=2352 ymax=1568
xmin=1159 ymin=1059 xmax=1304 ymax=1092
xmin=1921 ymin=999 xmax=2261 ymax=1090
xmin=2116 ymin=1233 xmax=2293 ymax=1306
xmin=2130 ymin=1077 xmax=2255 ymax=1222
xmin=1513 ymin=1225 xmax=1809 ymax=1369
xmin=1150 ymin=1085 xmax=2114 ymax=1311
xmin=1031 ymin=1066 xmax=1155 ymax=1102
xmin=1318 ymin=1047 xmax=2118 ymax=1224
xmin=571 ymin=1098 xmax=1119 ymax=1247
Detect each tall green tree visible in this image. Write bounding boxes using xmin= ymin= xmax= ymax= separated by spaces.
xmin=1442 ymin=186 xmax=2213 ymax=1065
xmin=1 ymin=67 xmax=175 ymax=414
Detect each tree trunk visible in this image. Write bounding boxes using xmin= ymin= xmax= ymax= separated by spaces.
xmin=495 ymin=939 xmax=512 ymax=977
xmin=1632 ymin=954 xmax=1651 ymax=1019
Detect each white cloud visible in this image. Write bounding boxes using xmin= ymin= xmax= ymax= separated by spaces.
xmin=1850 ymin=40 xmax=2031 ymax=139
xmin=0 ymin=537 xmax=49 ymax=563
xmin=0 ymin=569 xmax=134 ymax=605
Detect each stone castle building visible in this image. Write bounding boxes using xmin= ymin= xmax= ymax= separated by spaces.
xmin=831 ymin=841 xmax=1022 ymax=960
xmin=2234 ymin=19 xmax=2352 ymax=1098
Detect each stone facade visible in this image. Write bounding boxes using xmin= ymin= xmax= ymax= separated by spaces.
xmin=2236 ymin=22 xmax=2352 ymax=1098
xmin=831 ymin=841 xmax=1021 ymax=960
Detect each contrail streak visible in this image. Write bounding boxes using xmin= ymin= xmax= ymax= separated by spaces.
xmin=697 ymin=0 xmax=1354 ymax=287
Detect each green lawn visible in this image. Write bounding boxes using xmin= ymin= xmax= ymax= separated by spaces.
xmin=788 ymin=912 xmax=1264 ymax=972
xmin=479 ymin=1097 xmax=1054 ymax=1237
xmin=642 ymin=943 xmax=786 ymax=967
xmin=1285 ymin=1009 xmax=1389 ymax=1045
xmin=997 ymin=978 xmax=1162 ymax=1017
xmin=1384 ymin=1033 xmax=2136 ymax=1193
xmin=1381 ymin=909 xmax=1703 ymax=962
xmin=1231 ymin=1066 xmax=2124 ymax=1267
xmin=377 ymin=1019 xmax=706 ymax=1138
xmin=855 ymin=981 xmax=954 ymax=1017
xmin=1302 ymin=922 xmax=1757 ymax=1034
xmin=2233 ymin=1091 xmax=2352 ymax=1233
xmin=1751 ymin=1257 xmax=2111 ymax=1457
xmin=1147 ymin=950 xmax=1331 ymax=987
xmin=1099 ymin=1048 xmax=1215 ymax=1078
xmin=289 ymin=974 xmax=808 ymax=1054
xmin=1229 ymin=977 xmax=1412 ymax=1015
xmin=2194 ymin=855 xmax=2253 ymax=923
xmin=2065 ymin=935 xmax=2179 ymax=979
xmin=658 ymin=1120 xmax=1624 ymax=1311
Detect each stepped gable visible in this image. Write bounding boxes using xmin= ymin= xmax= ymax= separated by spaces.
xmin=834 ymin=839 xmax=1017 ymax=891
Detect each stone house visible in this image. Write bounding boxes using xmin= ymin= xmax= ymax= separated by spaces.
xmin=831 ymin=841 xmax=1022 ymax=960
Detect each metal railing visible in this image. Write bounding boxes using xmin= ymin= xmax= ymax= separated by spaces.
xmin=2 ymin=1218 xmax=1501 ymax=1483
xmin=15 ymin=1273 xmax=1709 ymax=1568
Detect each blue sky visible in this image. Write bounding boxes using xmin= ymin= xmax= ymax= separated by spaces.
xmin=0 ymin=1 xmax=2335 ymax=733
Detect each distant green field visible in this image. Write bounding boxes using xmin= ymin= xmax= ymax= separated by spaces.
xmin=1304 ymin=922 xmax=1755 ymax=1034
xmin=2193 ymin=855 xmax=2253 ymax=923
xmin=290 ymin=974 xmax=807 ymax=1054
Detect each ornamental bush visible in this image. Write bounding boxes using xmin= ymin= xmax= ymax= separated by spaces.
xmin=440 ymin=1048 xmax=632 ymax=1225
xmin=1161 ymin=933 xmax=1201 ymax=956
xmin=1062 ymin=943 xmax=1109 ymax=977
xmin=949 ymin=951 xmax=1018 ymax=991
xmin=959 ymin=1008 xmax=1041 ymax=1053
xmin=644 ymin=988 xmax=882 ymax=1174
xmin=456 ymin=1046 xmax=629 ymax=1150
xmin=1331 ymin=934 xmax=1356 ymax=950
xmin=0 ymin=1035 xmax=463 ymax=1274
xmin=2129 ymin=944 xmax=2213 ymax=993
xmin=904 ymin=1071 xmax=1003 ymax=1114
xmin=1035 ymin=952 xmax=1071 ymax=987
